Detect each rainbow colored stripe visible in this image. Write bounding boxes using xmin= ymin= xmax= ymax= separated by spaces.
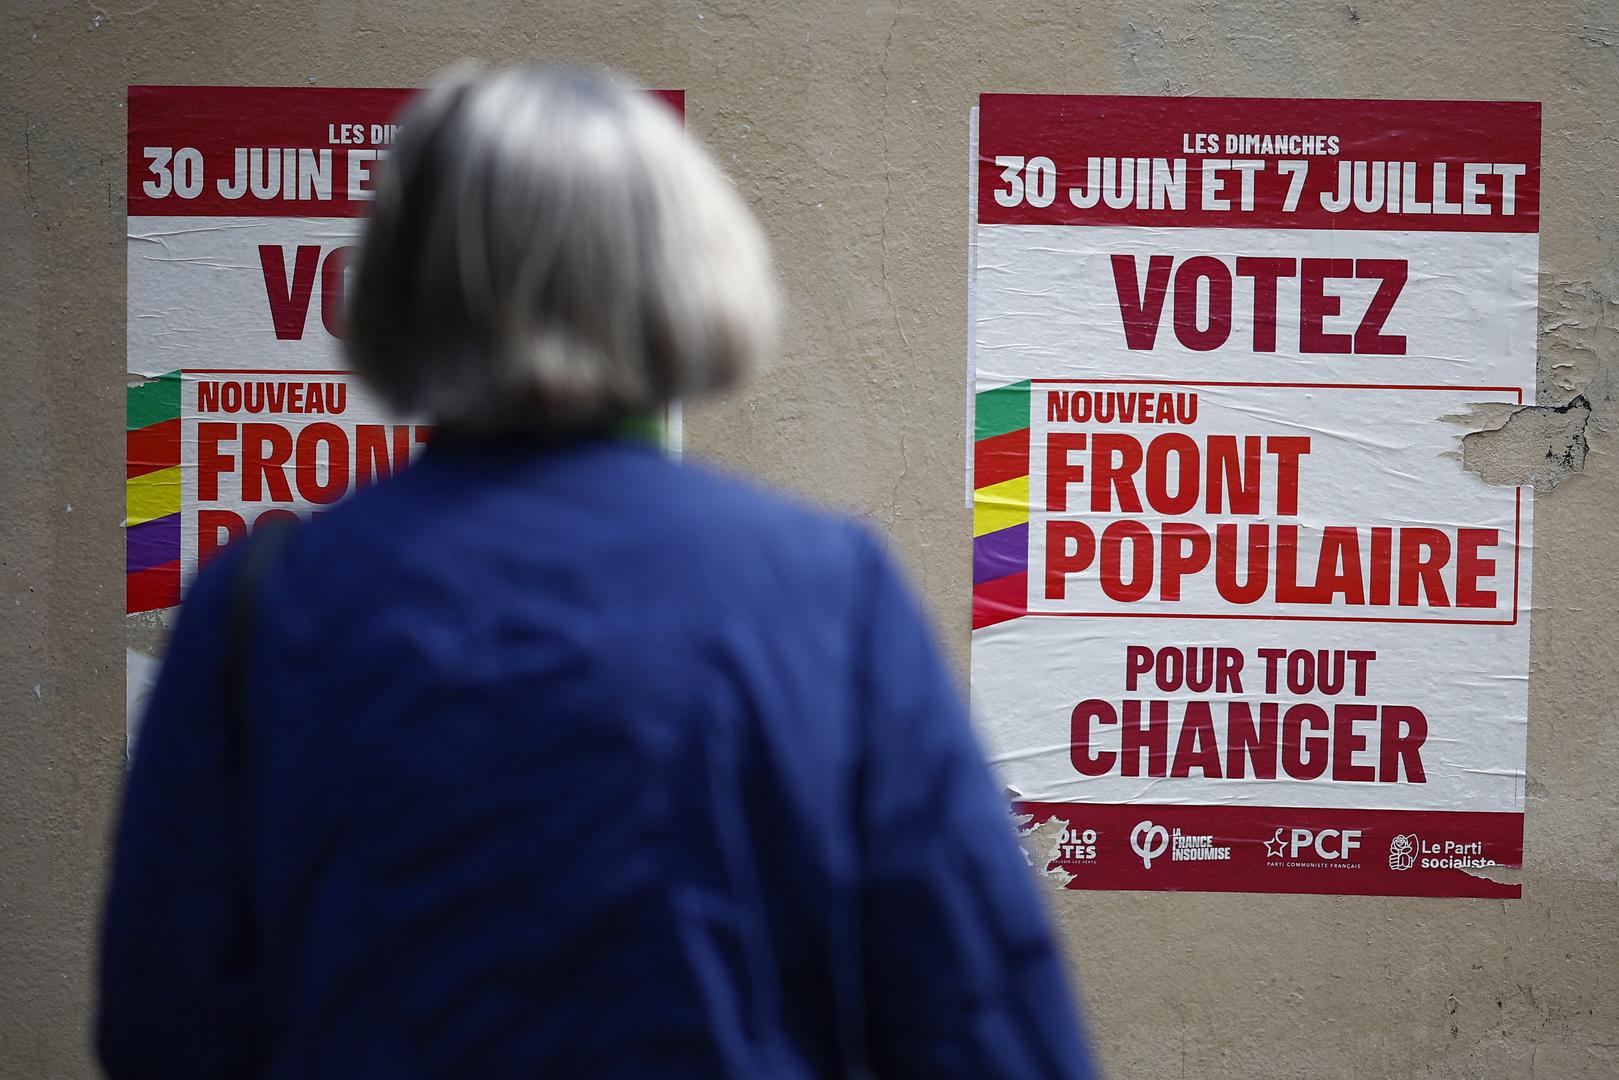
xmin=972 ymin=380 xmax=1031 ymax=629
xmin=126 ymin=372 xmax=182 ymax=613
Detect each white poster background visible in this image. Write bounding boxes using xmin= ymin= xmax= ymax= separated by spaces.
xmin=973 ymin=226 xmax=1537 ymax=392
xmin=129 ymin=217 xmax=359 ymax=375
xmin=969 ymin=162 xmax=1535 ymax=829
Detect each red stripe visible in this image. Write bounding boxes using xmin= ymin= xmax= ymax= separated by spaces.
xmin=972 ymin=572 xmax=1027 ymax=630
xmin=1030 ymin=378 xmax=1522 ymax=398
xmin=127 ymin=560 xmax=180 ymax=614
xmin=974 ymin=427 xmax=1030 ymax=489
xmin=128 ymin=86 xmax=685 ymax=218
xmin=978 ymin=95 xmax=1539 ymax=232
xmin=1010 ymin=610 xmax=1515 ymax=626
xmin=127 ymin=418 xmax=181 ymax=478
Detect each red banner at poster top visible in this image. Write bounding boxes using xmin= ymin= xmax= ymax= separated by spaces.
xmin=977 ymin=94 xmax=1540 ymax=232
xmin=127 ymin=85 xmax=686 ymax=218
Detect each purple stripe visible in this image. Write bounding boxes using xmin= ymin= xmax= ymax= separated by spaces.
xmin=973 ymin=522 xmax=1029 ymax=585
xmin=127 ymin=513 xmax=181 ymax=574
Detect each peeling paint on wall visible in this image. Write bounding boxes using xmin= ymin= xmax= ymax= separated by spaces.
xmin=1463 ymin=395 xmax=1591 ymax=490
xmin=1016 ymin=812 xmax=1077 ymax=888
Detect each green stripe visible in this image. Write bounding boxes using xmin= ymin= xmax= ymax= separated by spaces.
xmin=127 ymin=372 xmax=181 ymax=431
xmin=975 ymin=380 xmax=1031 ymax=442
xmin=613 ymin=411 xmax=664 ymax=449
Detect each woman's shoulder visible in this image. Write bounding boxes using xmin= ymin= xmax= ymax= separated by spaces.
xmin=657 ymin=454 xmax=865 ymax=541
xmin=632 ymin=452 xmax=887 ymax=592
xmin=264 ymin=440 xmax=887 ymax=620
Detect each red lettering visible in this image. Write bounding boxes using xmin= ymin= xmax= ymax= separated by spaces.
xmin=1119 ymin=700 xmax=1169 ymax=776
xmin=1100 ymin=520 xmax=1154 ymax=602
xmin=258 ymin=245 xmax=321 ymax=340
xmin=1171 ymin=256 xmax=1233 ymax=351
xmin=1044 ymin=521 xmax=1095 ymax=600
xmin=1299 ymin=257 xmax=1354 ymax=353
xmin=1313 ymin=525 xmax=1367 ymax=604
xmin=1398 ymin=527 xmax=1452 ymax=607
xmin=1159 ymin=523 xmax=1211 ymax=601
xmin=1091 ymin=434 xmax=1144 ymax=512
xmin=1234 ymin=256 xmax=1295 ymax=352
xmin=1214 ymin=524 xmax=1268 ymax=604
xmin=1070 ymin=700 xmax=1116 ymax=776
xmin=1273 ymin=525 xmax=1313 ymax=604
xmin=1281 ymin=703 xmax=1330 ymax=780
xmin=1104 ymin=256 xmax=1404 ymax=354
xmin=1045 ymin=432 xmax=1087 ymax=512
xmin=1225 ymin=701 xmax=1278 ymax=779
xmin=1124 ymin=645 xmax=1153 ymax=691
xmin=1267 ymin=436 xmax=1311 ymax=515
xmin=241 ymin=422 xmax=294 ymax=502
xmin=294 ymin=422 xmax=350 ymax=504
xmin=1331 ymin=704 xmax=1378 ymax=782
xmin=1169 ymin=700 xmax=1222 ymax=777
xmin=1455 ymin=528 xmax=1499 ymax=608
xmin=356 ymin=425 xmax=398 ymax=487
xmin=196 ymin=509 xmax=245 ymax=567
xmin=1111 ymin=254 xmax=1173 ymax=350
xmin=196 ymin=421 xmax=236 ymax=501
xmin=1369 ymin=526 xmax=1394 ymax=605
xmin=320 ymin=247 xmax=351 ymax=338
xmin=1379 ymin=705 xmax=1428 ymax=782
xmin=1206 ymin=435 xmax=1261 ymax=514
xmin=1353 ymin=259 xmax=1408 ymax=354
xmin=1144 ymin=433 xmax=1199 ymax=514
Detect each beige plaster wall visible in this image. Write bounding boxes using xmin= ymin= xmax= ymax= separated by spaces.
xmin=2 ymin=1 xmax=1615 ymax=1076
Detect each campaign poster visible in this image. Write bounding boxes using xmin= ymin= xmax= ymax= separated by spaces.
xmin=968 ymin=96 xmax=1539 ymax=897
xmin=125 ymin=85 xmax=685 ymax=618
xmin=124 ymin=85 xmax=685 ymax=750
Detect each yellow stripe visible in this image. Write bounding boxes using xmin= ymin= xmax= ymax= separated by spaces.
xmin=972 ymin=475 xmax=1028 ymax=537
xmin=125 ymin=466 xmax=182 ymax=527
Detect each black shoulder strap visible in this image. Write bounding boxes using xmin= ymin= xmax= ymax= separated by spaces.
xmin=222 ymin=519 xmax=300 ymax=722
xmin=213 ymin=518 xmax=299 ymax=1065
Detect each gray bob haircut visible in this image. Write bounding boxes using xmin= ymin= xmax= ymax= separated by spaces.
xmin=347 ymin=65 xmax=777 ymax=436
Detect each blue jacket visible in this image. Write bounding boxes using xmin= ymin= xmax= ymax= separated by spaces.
xmin=99 ymin=439 xmax=1094 ymax=1079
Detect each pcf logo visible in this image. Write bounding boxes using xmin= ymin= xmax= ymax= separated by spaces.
xmin=1264 ymin=826 xmax=1363 ymax=862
